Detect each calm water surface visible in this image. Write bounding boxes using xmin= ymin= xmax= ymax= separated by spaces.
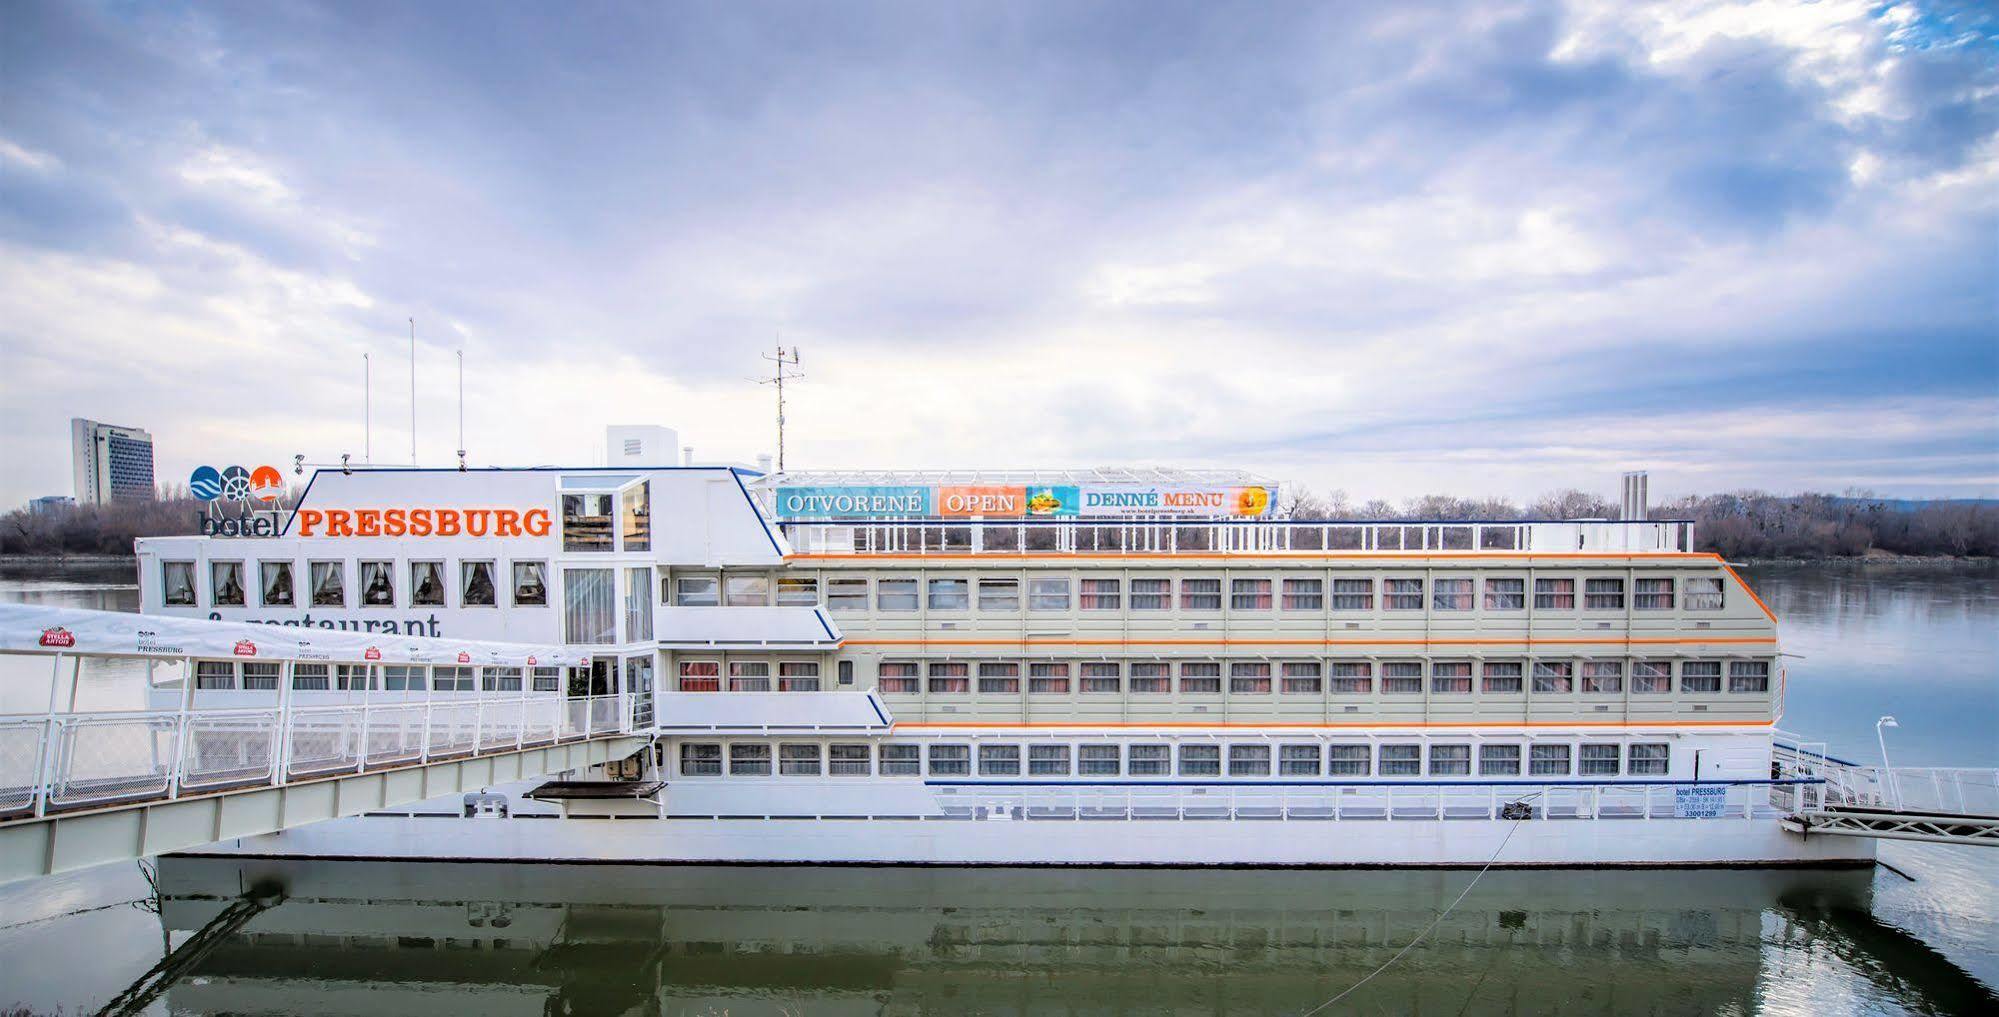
xmin=0 ymin=560 xmax=1992 ymax=1016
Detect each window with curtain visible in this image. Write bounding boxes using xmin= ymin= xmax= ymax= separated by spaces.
xmin=360 ymin=561 xmax=395 ymax=606
xmin=512 ymin=561 xmax=548 ymax=606
xmin=310 ymin=561 xmax=345 ymax=607
xmin=410 ymin=561 xmax=446 ymax=606
xmin=210 ymin=561 xmax=246 ymax=606
xmin=625 ymin=567 xmax=653 ymax=641
xmin=163 ymin=562 xmax=197 ymax=606
xmin=563 ymin=568 xmax=617 ymax=644
xmin=462 ymin=561 xmax=497 ymax=606
xmin=259 ymin=562 xmax=294 ymax=607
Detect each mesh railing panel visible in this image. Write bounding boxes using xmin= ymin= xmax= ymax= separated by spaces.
xmin=426 ymin=702 xmax=480 ymax=757
xmin=589 ymin=697 xmax=620 ymax=735
xmin=363 ymin=704 xmax=426 ymax=766
xmin=477 ymin=701 xmax=524 ymax=751
xmin=522 ymin=700 xmax=561 ymax=744
xmin=562 ymin=700 xmax=591 ymax=740
xmin=180 ymin=711 xmax=280 ymax=790
xmin=49 ymin=715 xmax=182 ymax=808
xmin=0 ymin=719 xmax=49 ymax=816
xmin=286 ymin=709 xmax=363 ymax=777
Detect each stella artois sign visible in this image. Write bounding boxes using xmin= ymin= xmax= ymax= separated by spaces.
xmin=39 ymin=626 xmax=75 ymax=648
xmin=233 ymin=639 xmax=258 ymax=657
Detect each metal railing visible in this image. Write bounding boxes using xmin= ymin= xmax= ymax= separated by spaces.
xmin=1773 ymin=745 xmax=1999 ymax=818
xmin=782 ymin=519 xmax=1696 ymax=556
xmin=925 ymin=778 xmax=1807 ymax=822
xmin=0 ymin=693 xmax=632 ymax=821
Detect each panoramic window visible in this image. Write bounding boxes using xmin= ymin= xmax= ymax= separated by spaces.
xmin=1282 ymin=578 xmax=1324 ymax=610
xmin=410 ymin=561 xmax=446 ymax=606
xmin=210 ymin=561 xmax=246 ymax=607
xmin=1027 ymin=577 xmax=1071 ymax=611
xmin=360 ymin=560 xmax=395 ymax=607
xmin=259 ymin=561 xmax=294 ymax=607
xmin=1130 ymin=578 xmax=1171 ymax=610
xmin=1231 ymin=578 xmax=1273 ymax=610
xmin=877 ymin=662 xmax=919 ymax=694
xmin=1384 ymin=578 xmax=1424 ymax=610
xmin=512 ymin=561 xmax=548 ymax=607
xmin=561 ymin=493 xmax=614 ymax=552
xmin=163 ymin=561 xmax=197 ymax=606
xmin=1634 ymin=578 xmax=1674 ymax=610
xmin=1483 ymin=578 xmax=1525 ymax=610
xmin=977 ymin=578 xmax=1020 ymax=611
xmin=1533 ymin=577 xmax=1575 ymax=610
xmin=978 ymin=662 xmax=1020 ymax=694
xmin=1481 ymin=661 xmax=1523 ymax=694
xmin=1431 ymin=578 xmax=1474 ymax=611
xmin=461 ymin=561 xmax=497 ymax=607
xmin=1079 ymin=578 xmax=1121 ymax=610
xmin=1179 ymin=578 xmax=1222 ymax=610
xmin=1681 ymin=661 xmax=1723 ymax=693
xmin=620 ymin=481 xmax=650 ymax=552
xmin=928 ymin=577 xmax=970 ymax=610
xmin=1684 ymin=577 xmax=1725 ymax=610
xmin=1281 ymin=661 xmax=1322 ymax=694
xmin=1329 ymin=662 xmax=1373 ymax=694
xmin=1330 ymin=578 xmax=1374 ymax=611
xmin=1179 ymin=661 xmax=1222 ymax=694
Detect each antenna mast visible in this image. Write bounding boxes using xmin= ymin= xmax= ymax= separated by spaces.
xmin=760 ymin=342 xmax=803 ymax=472
xmin=456 ymin=349 xmax=466 ymax=470
xmin=408 ymin=317 xmax=417 ymax=465
xmin=363 ymin=352 xmax=372 ymax=464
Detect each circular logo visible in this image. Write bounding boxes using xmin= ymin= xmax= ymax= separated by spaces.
xmin=220 ymin=466 xmax=252 ymax=501
xmin=249 ymin=465 xmax=284 ymax=503
xmin=189 ymin=466 xmax=223 ymax=501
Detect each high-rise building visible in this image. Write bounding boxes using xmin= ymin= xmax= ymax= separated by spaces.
xmin=70 ymin=418 xmax=155 ymax=504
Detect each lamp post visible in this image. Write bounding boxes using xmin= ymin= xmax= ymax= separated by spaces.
xmin=1876 ymin=716 xmax=1900 ymax=809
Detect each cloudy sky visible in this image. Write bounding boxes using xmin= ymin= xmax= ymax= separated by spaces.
xmin=1 ymin=0 xmax=1993 ymax=508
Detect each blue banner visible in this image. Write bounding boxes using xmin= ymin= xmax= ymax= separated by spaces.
xmin=775 ymin=486 xmax=933 ymax=518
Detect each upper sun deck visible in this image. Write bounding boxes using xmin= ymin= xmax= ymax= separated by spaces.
xmin=778 ymin=518 xmax=1697 ymax=557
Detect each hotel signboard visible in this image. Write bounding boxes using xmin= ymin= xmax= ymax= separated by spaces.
xmin=775 ymin=483 xmax=1276 ymax=520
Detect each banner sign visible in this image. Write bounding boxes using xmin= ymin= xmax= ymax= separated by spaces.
xmin=776 ymin=483 xmax=1275 ymax=520
xmin=1673 ymin=785 xmax=1728 ymax=819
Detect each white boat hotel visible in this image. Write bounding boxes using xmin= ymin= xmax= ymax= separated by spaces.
xmin=130 ymin=430 xmax=1874 ymax=867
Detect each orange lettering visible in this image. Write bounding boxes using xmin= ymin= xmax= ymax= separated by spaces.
xmin=410 ymin=509 xmax=433 ymax=536
xmin=436 ymin=509 xmax=461 ymax=536
xmin=296 ymin=509 xmax=323 ymax=536
xmin=465 ymin=509 xmax=490 ymax=537
xmin=523 ymin=508 xmax=552 ymax=537
xmin=494 ymin=509 xmax=521 ymax=537
xmin=356 ymin=509 xmax=381 ymax=536
xmin=326 ymin=510 xmax=354 ymax=537
xmin=384 ymin=508 xmax=407 ymax=536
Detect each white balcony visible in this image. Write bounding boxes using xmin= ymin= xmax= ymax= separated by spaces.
xmin=653 ymin=606 xmax=842 ymax=650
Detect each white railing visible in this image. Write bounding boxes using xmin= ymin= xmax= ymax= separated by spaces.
xmin=0 ymin=693 xmax=632 ymax=821
xmin=925 ymin=778 xmax=1803 ymax=821
xmin=782 ymin=519 xmax=1695 ymax=556
xmin=1773 ymin=745 xmax=1999 ymax=818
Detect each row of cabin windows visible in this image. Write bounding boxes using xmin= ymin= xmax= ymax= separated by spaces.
xmin=163 ymin=559 xmax=549 ymax=610
xmin=873 ymin=659 xmax=1771 ymax=696
xmin=675 ymin=575 xmax=1726 ymax=613
xmin=191 ymin=660 xmax=563 ymax=692
xmin=676 ymin=741 xmax=1670 ymax=778
xmin=676 ymin=660 xmax=826 ymax=692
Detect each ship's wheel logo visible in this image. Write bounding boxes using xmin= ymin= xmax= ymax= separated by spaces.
xmin=220 ymin=466 xmax=252 ymax=501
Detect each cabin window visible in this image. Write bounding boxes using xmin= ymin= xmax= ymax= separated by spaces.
xmin=1130 ymin=578 xmax=1171 ymax=610
xmin=1080 ymin=578 xmax=1121 ymax=610
xmin=1178 ymin=744 xmax=1221 ymax=776
xmin=826 ymin=578 xmax=868 ymax=612
xmin=1579 ymin=744 xmax=1621 ymax=776
xmin=877 ymin=578 xmax=919 ymax=611
xmin=210 ymin=561 xmax=246 ymax=607
xmin=163 ymin=561 xmax=197 ymax=606
xmin=1681 ymin=661 xmax=1722 ymax=693
xmin=461 ymin=561 xmax=497 ymax=607
xmin=1128 ymin=662 xmax=1170 ymax=694
xmin=1634 ymin=578 xmax=1674 ymax=610
xmin=195 ymin=661 xmax=237 ymax=690
xmin=1330 ymin=578 xmax=1374 ymax=611
xmin=1327 ymin=745 xmax=1370 ymax=776
xmin=679 ymin=661 xmax=722 ymax=692
xmin=1079 ymin=745 xmax=1121 ymax=776
xmin=1582 ymin=661 xmax=1623 ymax=693
xmin=726 ymin=574 xmax=770 ymax=607
xmin=1028 ymin=662 xmax=1071 ymax=695
xmin=927 ymin=744 xmax=970 ymax=776
xmin=1481 ymin=662 xmax=1523 ymax=694
xmin=1029 ymin=744 xmax=1072 ymax=776
xmin=838 ymin=660 xmax=854 ymax=686
xmin=531 ymin=667 xmax=562 ymax=692
xmin=432 ymin=666 xmax=474 ymax=692
xmin=1631 ymin=661 xmax=1671 ymax=693
xmin=728 ymin=661 xmax=771 ymax=692
xmin=1128 ymin=745 xmax=1170 ymax=776
xmin=381 ymin=666 xmax=424 ymax=692
xmin=928 ymin=662 xmax=970 ymax=694
xmin=1427 ymin=744 xmax=1471 ymax=776
xmin=1533 ymin=578 xmax=1575 ymax=610
xmin=620 ymin=481 xmax=650 ymax=552
xmin=1529 ymin=744 xmax=1572 ymax=776
xmin=1282 ymin=578 xmax=1324 ymax=611
xmin=1379 ymin=744 xmax=1421 ymax=776
xmin=1081 ymin=662 xmax=1122 ymax=694
xmin=1431 ymin=578 xmax=1474 ymax=611
xmin=1729 ymin=661 xmax=1771 ymax=693
xmin=511 ymin=562 xmax=548 ymax=607
xmin=680 ymin=744 xmax=722 ymax=776
xmin=484 ymin=667 xmax=523 ymax=692
xmin=1281 ymin=661 xmax=1322 ymax=694
xmin=1532 ymin=661 xmax=1573 ymax=694
xmin=775 ymin=577 xmax=819 ymax=606
xmin=978 ymin=662 xmax=1020 ymax=694
xmin=1279 ymin=744 xmax=1321 ymax=776
xmin=978 ymin=744 xmax=1022 ymax=776
xmin=1684 ymin=577 xmax=1725 ymax=610
xmin=1228 ymin=744 xmax=1272 ymax=776
xmin=259 ymin=562 xmax=294 ymax=607
xmin=780 ymin=743 xmax=822 ymax=776
xmin=1430 ymin=661 xmax=1472 ymax=694
xmin=410 ymin=561 xmax=446 ymax=607
xmin=1028 ymin=577 xmax=1071 ymax=611
xmin=779 ymin=661 xmax=820 ymax=692
xmin=1229 ymin=662 xmax=1272 ymax=694
xmin=290 ymin=664 xmax=330 ymax=691
xmin=1584 ymin=578 xmax=1625 ymax=610
xmin=978 ymin=578 xmax=1020 ymax=611
xmin=878 ymin=662 xmax=920 ymax=694
xmin=829 ymin=744 xmax=871 ymax=775
xmin=1330 ymin=662 xmax=1373 ymax=694
xmin=1179 ymin=661 xmax=1222 ymax=694
xmin=561 ymin=493 xmax=614 ymax=552
xmin=928 ymin=578 xmax=970 ymax=610
xmin=563 ymin=568 xmax=617 ymax=644
xmin=360 ymin=561 xmax=395 ymax=607
xmin=1484 ymin=578 xmax=1524 ymax=610
xmin=1230 ymin=578 xmax=1272 ymax=610
xmin=240 ymin=663 xmax=280 ymax=691
xmin=674 ymin=576 xmax=719 ymax=607
xmin=1179 ymin=578 xmax=1222 ymax=610
xmin=880 ymin=745 xmax=921 ymax=776
xmin=1382 ymin=662 xmax=1424 ymax=694
xmin=1384 ymin=578 xmax=1424 ymax=610
xmin=1479 ymin=744 xmax=1522 ymax=776
xmin=1629 ymin=743 xmax=1669 ymax=776
xmin=730 ymin=743 xmax=772 ymax=776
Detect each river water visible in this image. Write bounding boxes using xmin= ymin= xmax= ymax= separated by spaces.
xmin=0 ymin=560 xmax=1992 ymax=1015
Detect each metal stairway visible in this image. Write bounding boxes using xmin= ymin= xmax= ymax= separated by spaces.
xmin=1774 ymin=743 xmax=1999 ymax=847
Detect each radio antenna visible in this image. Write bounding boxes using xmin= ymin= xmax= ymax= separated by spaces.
xmin=363 ymin=352 xmax=372 ymax=465
xmin=759 ymin=340 xmax=803 ymax=473
xmin=456 ymin=348 xmax=466 ymax=471
xmin=408 ymin=317 xmax=418 ymax=466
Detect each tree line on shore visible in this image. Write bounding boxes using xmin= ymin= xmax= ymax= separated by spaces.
xmin=4 ymin=488 xmax=1994 ymax=558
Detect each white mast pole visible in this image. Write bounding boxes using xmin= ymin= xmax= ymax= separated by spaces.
xmin=363 ymin=352 xmax=371 ymax=465
xmin=409 ymin=317 xmax=417 ymax=466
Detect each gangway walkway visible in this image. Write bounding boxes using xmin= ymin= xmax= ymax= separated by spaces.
xmin=0 ymin=605 xmax=654 ymax=884
xmin=1774 ymin=742 xmax=1999 ymax=847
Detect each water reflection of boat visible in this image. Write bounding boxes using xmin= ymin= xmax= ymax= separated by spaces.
xmin=149 ymin=857 xmax=1895 ymax=1015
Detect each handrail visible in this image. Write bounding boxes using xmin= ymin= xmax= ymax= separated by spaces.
xmin=780 ymin=518 xmax=1695 ymax=555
